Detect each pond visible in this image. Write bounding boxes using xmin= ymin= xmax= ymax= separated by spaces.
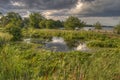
xmin=23 ymin=37 xmax=90 ymax=52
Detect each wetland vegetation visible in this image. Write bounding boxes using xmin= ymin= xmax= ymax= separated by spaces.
xmin=0 ymin=12 xmax=120 ymax=80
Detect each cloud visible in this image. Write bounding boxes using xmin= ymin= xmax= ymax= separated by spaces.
xmin=82 ymin=0 xmax=120 ymax=17
xmin=10 ymin=1 xmax=25 ymax=7
xmin=0 ymin=0 xmax=120 ymax=25
xmin=46 ymin=0 xmax=120 ymax=17
xmin=81 ymin=17 xmax=120 ymax=26
xmin=0 ymin=0 xmax=120 ymax=17
xmin=0 ymin=0 xmax=77 ymax=9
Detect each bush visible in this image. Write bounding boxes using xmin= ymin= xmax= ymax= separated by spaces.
xmin=94 ymin=21 xmax=102 ymax=30
xmin=6 ymin=23 xmax=22 ymax=41
xmin=64 ymin=16 xmax=85 ymax=30
xmin=114 ymin=23 xmax=120 ymax=34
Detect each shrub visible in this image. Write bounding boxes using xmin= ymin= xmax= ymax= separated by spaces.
xmin=6 ymin=23 xmax=22 ymax=41
xmin=0 ymin=32 xmax=12 ymax=47
xmin=114 ymin=23 xmax=120 ymax=34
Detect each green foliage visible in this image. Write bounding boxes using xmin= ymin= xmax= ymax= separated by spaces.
xmin=39 ymin=20 xmax=63 ymax=29
xmin=6 ymin=23 xmax=22 ymax=41
xmin=45 ymin=19 xmax=57 ymax=29
xmin=39 ymin=19 xmax=47 ymax=29
xmin=64 ymin=16 xmax=85 ymax=30
xmin=23 ymin=29 xmax=109 ymax=41
xmin=0 ymin=44 xmax=120 ymax=80
xmin=29 ymin=13 xmax=45 ymax=28
xmin=1 ymin=12 xmax=22 ymax=27
xmin=0 ymin=16 xmax=8 ymax=27
xmin=0 ymin=32 xmax=12 ymax=47
xmin=23 ymin=18 xmax=30 ymax=28
xmin=94 ymin=21 xmax=102 ymax=29
xmin=6 ymin=12 xmax=22 ymax=23
xmin=0 ymin=12 xmax=120 ymax=80
xmin=54 ymin=20 xmax=64 ymax=28
xmin=3 ymin=12 xmax=23 ymax=41
xmin=114 ymin=23 xmax=120 ymax=34
xmin=0 ymin=12 xmax=23 ymax=29
xmin=85 ymin=49 xmax=120 ymax=80
xmin=87 ymin=39 xmax=118 ymax=48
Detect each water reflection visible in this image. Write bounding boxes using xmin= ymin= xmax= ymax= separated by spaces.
xmin=24 ymin=37 xmax=90 ymax=52
xmin=75 ymin=43 xmax=89 ymax=51
xmin=45 ymin=37 xmax=89 ymax=52
xmin=45 ymin=37 xmax=69 ymax=52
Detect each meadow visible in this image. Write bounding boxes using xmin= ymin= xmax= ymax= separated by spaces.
xmin=0 ymin=29 xmax=120 ymax=80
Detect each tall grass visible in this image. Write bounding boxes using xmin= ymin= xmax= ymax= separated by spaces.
xmin=0 ymin=44 xmax=120 ymax=80
xmin=87 ymin=39 xmax=120 ymax=48
xmin=0 ymin=32 xmax=13 ymax=47
xmin=22 ymin=29 xmax=109 ymax=40
xmin=0 ymin=29 xmax=120 ymax=80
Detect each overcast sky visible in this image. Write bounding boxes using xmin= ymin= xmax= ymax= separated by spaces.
xmin=0 ymin=0 xmax=120 ymax=26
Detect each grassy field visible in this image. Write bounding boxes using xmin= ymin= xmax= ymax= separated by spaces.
xmin=0 ymin=29 xmax=120 ymax=80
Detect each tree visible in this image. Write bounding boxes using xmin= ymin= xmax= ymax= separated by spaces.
xmin=64 ymin=16 xmax=85 ymax=30
xmin=39 ymin=19 xmax=47 ymax=29
xmin=29 ymin=13 xmax=45 ymax=28
xmin=6 ymin=12 xmax=22 ymax=25
xmin=0 ymin=12 xmax=2 ymax=18
xmin=0 ymin=12 xmax=23 ymax=28
xmin=114 ymin=23 xmax=120 ymax=34
xmin=23 ymin=18 xmax=30 ymax=28
xmin=94 ymin=21 xmax=102 ymax=30
xmin=0 ymin=12 xmax=2 ymax=16
xmin=39 ymin=19 xmax=63 ymax=29
xmin=45 ymin=19 xmax=56 ymax=29
xmin=55 ymin=20 xmax=64 ymax=28
xmin=0 ymin=16 xmax=8 ymax=27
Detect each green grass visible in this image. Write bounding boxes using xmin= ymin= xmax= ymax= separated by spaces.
xmin=0 ymin=44 xmax=120 ymax=80
xmin=22 ymin=29 xmax=110 ymax=40
xmin=0 ymin=32 xmax=13 ymax=47
xmin=0 ymin=29 xmax=120 ymax=80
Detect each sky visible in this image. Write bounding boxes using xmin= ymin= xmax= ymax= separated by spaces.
xmin=0 ymin=0 xmax=120 ymax=26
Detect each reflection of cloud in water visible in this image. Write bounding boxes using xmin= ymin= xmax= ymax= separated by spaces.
xmin=45 ymin=37 xmax=69 ymax=52
xmin=26 ymin=36 xmax=91 ymax=52
xmin=52 ymin=37 xmax=65 ymax=43
xmin=76 ymin=43 xmax=89 ymax=51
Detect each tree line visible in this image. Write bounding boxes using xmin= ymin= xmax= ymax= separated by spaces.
xmin=0 ymin=12 xmax=120 ymax=31
xmin=0 ymin=12 xmax=120 ymax=41
xmin=0 ymin=12 xmax=85 ymax=30
xmin=0 ymin=12 xmax=86 ymax=41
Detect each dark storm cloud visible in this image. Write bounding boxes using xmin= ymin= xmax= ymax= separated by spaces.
xmin=81 ymin=0 xmax=95 ymax=2
xmin=0 ymin=0 xmax=10 ymax=3
xmin=81 ymin=0 xmax=120 ymax=17
xmin=0 ymin=0 xmax=78 ymax=9
xmin=49 ymin=0 xmax=120 ymax=17
xmin=0 ymin=0 xmax=120 ymax=17
xmin=26 ymin=0 xmax=77 ymax=9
